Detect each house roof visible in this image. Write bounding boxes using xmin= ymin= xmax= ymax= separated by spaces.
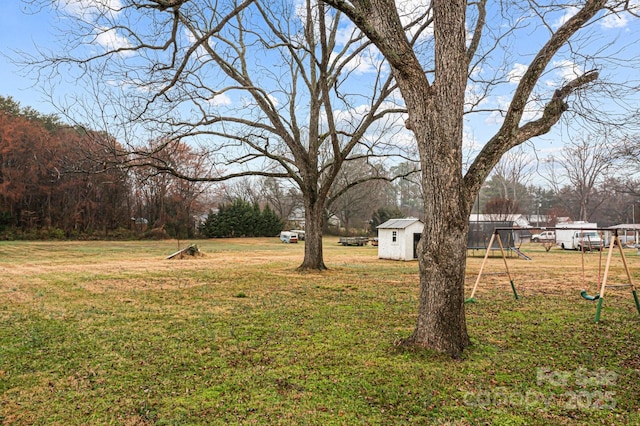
xmin=468 ymin=213 xmax=530 ymax=228
xmin=377 ymin=218 xmax=423 ymax=229
xmin=609 ymin=224 xmax=640 ymax=230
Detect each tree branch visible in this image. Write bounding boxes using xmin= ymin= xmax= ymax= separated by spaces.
xmin=464 ymin=0 xmax=606 ymax=196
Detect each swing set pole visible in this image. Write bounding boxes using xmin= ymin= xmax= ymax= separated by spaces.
xmin=465 ymin=232 xmax=496 ymax=303
xmin=614 ymin=234 xmax=640 ymax=317
xmin=495 ymin=232 xmax=519 ymax=300
xmin=594 ymin=234 xmax=616 ymax=322
xmin=581 ymin=231 xmax=640 ymax=322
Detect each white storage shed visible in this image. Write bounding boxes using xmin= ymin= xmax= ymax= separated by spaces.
xmin=377 ymin=218 xmax=424 ymax=261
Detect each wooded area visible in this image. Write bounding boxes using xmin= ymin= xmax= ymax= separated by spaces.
xmin=0 ymin=96 xmax=210 ymax=239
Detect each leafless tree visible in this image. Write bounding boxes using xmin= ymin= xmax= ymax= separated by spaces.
xmin=219 ymin=176 xmax=303 ymax=224
xmin=491 ymin=147 xmax=535 ymax=205
xmin=259 ymin=177 xmax=303 ymax=224
xmin=24 ymin=0 xmax=417 ymax=270
xmin=327 ymin=158 xmax=390 ymax=233
xmin=615 ymin=133 xmax=640 ymax=196
xmin=321 ymin=0 xmax=640 ymax=356
xmin=393 ymin=164 xmax=423 ymax=218
xmin=556 ymin=133 xmax=616 ymax=221
xmin=220 ymin=177 xmax=264 ymax=207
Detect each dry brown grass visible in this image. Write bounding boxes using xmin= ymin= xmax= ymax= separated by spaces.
xmin=2 ymin=238 xmax=638 ymax=327
xmin=2 ymin=238 xmax=638 ymax=303
xmin=465 ymin=243 xmax=640 ymax=298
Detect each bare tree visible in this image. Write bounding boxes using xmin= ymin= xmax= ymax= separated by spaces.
xmin=130 ymin=139 xmax=211 ymax=237
xmin=391 ymin=162 xmax=423 ymax=218
xmin=220 ymin=178 xmax=264 ymax=207
xmin=219 ymin=176 xmax=303 ymax=225
xmin=259 ymin=177 xmax=303 ymax=224
xmin=590 ymin=177 xmax=638 ymax=225
xmin=491 ymin=147 xmax=535 ymax=206
xmin=321 ymin=0 xmax=640 ymax=356
xmin=555 ymin=133 xmax=615 ymax=221
xmin=327 ymin=158 xmax=390 ymax=233
xmin=24 ymin=0 xmax=417 ymax=270
xmin=615 ymin=133 xmax=640 ymax=196
xmin=484 ymin=198 xmax=520 ymax=220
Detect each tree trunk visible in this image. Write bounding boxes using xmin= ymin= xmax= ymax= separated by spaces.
xmin=298 ymin=196 xmax=327 ymax=271
xmin=396 ymin=0 xmax=471 ymax=357
xmin=406 ymin=200 xmax=471 ymax=358
xmin=401 ymin=97 xmax=472 ymax=356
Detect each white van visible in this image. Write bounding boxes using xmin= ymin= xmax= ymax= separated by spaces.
xmin=556 ymin=223 xmax=602 ymax=250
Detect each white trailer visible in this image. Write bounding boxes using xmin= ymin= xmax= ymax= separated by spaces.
xmin=556 ymin=222 xmax=602 ymax=250
xmin=279 ymin=231 xmax=298 ymax=243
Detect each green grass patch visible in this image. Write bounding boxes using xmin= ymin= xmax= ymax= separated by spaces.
xmin=1 ymin=239 xmax=639 ymax=424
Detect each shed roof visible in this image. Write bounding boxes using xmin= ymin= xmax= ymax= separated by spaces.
xmin=377 ymin=218 xmax=423 ymax=229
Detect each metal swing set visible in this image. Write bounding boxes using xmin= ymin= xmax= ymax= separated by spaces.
xmin=465 ymin=227 xmax=640 ymax=323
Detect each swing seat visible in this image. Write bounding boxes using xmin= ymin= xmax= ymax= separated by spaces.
xmin=580 ymin=290 xmax=600 ymax=301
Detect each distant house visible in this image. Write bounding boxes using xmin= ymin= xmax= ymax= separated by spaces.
xmin=377 ymin=218 xmax=424 ymax=261
xmin=286 ymin=208 xmax=340 ymax=230
xmin=287 ymin=207 xmax=306 ymax=229
xmin=468 ymin=214 xmax=530 ymax=228
xmin=608 ymin=224 xmax=640 ymax=246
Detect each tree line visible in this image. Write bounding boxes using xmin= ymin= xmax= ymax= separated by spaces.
xmin=0 ymin=96 xmax=211 ymax=239
xmin=3 ymin=91 xmax=638 ymax=242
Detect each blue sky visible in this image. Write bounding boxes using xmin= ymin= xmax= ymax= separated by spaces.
xmin=0 ymin=1 xmax=60 ymax=113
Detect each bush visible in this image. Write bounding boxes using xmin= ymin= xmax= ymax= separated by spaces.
xmin=200 ymin=199 xmax=284 ymax=238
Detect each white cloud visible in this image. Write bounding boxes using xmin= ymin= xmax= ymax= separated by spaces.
xmin=485 ymin=96 xmax=509 ymax=126
xmin=555 ymin=4 xmax=635 ymax=30
xmin=58 ymin=0 xmax=122 ymax=19
xmin=334 ymin=53 xmax=374 ymax=75
xmin=57 ymin=1 xmax=130 ymax=55
xmin=463 ymin=128 xmax=481 ymax=152
xmin=484 ymin=95 xmax=541 ymax=127
xmin=396 ymin=0 xmax=433 ymax=40
xmin=465 ymin=82 xmax=492 ymax=111
xmin=507 ymin=63 xmax=528 ymax=84
xmin=210 ymin=93 xmax=232 ymax=106
xmin=267 ymin=94 xmax=279 ymax=107
xmin=95 ymin=26 xmax=133 ymax=53
xmin=553 ymin=59 xmax=581 ymax=83
xmin=331 ymin=45 xmax=385 ymax=76
xmin=601 ymin=13 xmax=629 ymax=29
xmin=331 ymin=101 xmax=403 ymax=127
xmin=601 ymin=1 xmax=640 ymax=29
xmin=334 ymin=21 xmax=359 ymax=48
xmin=553 ymin=6 xmax=579 ymax=29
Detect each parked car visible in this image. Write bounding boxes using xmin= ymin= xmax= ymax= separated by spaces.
xmin=531 ymin=230 xmax=555 ymax=242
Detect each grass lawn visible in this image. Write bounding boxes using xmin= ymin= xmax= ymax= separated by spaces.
xmin=1 ymin=238 xmax=639 ymax=425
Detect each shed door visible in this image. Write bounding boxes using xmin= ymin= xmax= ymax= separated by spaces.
xmin=413 ymin=233 xmax=421 ymax=259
